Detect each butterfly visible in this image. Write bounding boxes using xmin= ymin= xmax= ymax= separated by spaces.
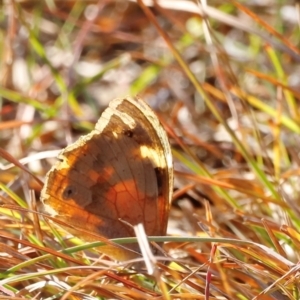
xmin=40 ymin=96 xmax=173 ymax=260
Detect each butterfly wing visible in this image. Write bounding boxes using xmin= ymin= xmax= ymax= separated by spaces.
xmin=40 ymin=96 xmax=173 ymax=259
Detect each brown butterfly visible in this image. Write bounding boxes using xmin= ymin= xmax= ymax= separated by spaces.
xmin=40 ymin=96 xmax=173 ymax=260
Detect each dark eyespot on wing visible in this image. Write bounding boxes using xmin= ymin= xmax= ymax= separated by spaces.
xmin=63 ymin=185 xmax=77 ymax=200
xmin=123 ymin=129 xmax=134 ymax=138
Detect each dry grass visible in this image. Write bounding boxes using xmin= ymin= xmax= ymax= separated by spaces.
xmin=1 ymin=0 xmax=300 ymax=299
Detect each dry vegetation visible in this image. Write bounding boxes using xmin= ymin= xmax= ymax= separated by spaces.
xmin=1 ymin=0 xmax=300 ymax=299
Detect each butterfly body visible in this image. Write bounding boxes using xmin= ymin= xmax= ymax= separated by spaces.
xmin=41 ymin=96 xmax=173 ymax=260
